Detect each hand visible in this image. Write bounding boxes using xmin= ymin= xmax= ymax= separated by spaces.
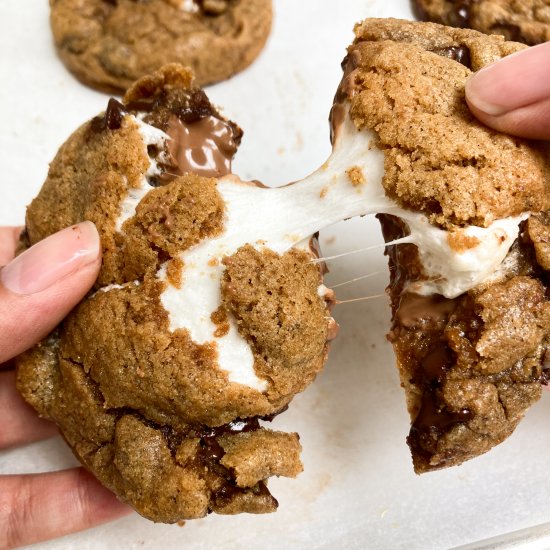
xmin=0 ymin=223 xmax=131 ymax=550
xmin=466 ymin=41 xmax=550 ymax=139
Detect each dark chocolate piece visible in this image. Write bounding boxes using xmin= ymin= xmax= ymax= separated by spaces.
xmin=432 ymin=45 xmax=472 ymax=68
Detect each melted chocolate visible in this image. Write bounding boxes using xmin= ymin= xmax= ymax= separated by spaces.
xmin=397 ymin=293 xmax=456 ymax=328
xmin=124 ymin=86 xmax=242 ymax=182
xmin=408 ymin=341 xmax=473 ymax=457
xmin=330 ymin=48 xmax=362 ymax=144
xmin=433 ymin=46 xmax=472 ymax=69
xmin=259 ymin=405 xmax=289 ymax=422
xmin=378 ymin=214 xmax=473 ymax=462
xmin=127 ymin=88 xmax=215 ymax=127
xmin=421 ymin=342 xmax=455 ymax=384
xmin=409 ymin=388 xmax=473 ymax=457
xmin=160 ymin=114 xmax=238 ymax=180
xmin=195 ymin=417 xmax=261 ymax=440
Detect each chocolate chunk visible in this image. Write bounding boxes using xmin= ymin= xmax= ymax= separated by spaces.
xmin=449 ymin=1 xmax=474 ymax=28
xmin=413 ymin=0 xmax=474 ymax=28
xmin=433 ymin=46 xmax=472 ymax=69
xmin=128 ymin=88 xmax=215 ymax=129
xmin=421 ymin=342 xmax=455 ymax=384
xmin=105 ymin=98 xmax=126 ymax=129
xmin=90 ymin=98 xmax=126 ymax=132
xmin=198 ymin=0 xmax=229 ymax=16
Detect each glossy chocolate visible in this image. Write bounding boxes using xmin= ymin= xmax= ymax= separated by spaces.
xmin=397 ymin=293 xmax=456 ymax=328
xmin=330 ymin=48 xmax=362 ymax=144
xmin=90 ymin=98 xmax=126 ymax=132
xmin=433 ymin=45 xmax=472 ymax=69
xmin=162 ymin=114 xmax=238 ymax=179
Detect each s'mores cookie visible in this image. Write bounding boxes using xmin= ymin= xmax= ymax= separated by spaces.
xmin=334 ymin=18 xmax=550 ymax=472
xmin=16 ymin=64 xmax=335 ymax=522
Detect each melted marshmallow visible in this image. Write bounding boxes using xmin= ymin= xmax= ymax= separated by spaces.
xmin=116 ymin=108 xmax=526 ymax=391
xmin=115 ymin=117 xmax=169 ymax=232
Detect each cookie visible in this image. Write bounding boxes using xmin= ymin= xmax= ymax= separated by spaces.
xmin=333 ymin=18 xmax=550 ymax=472
xmin=412 ymin=0 xmax=550 ymax=45
xmin=16 ymin=64 xmax=337 ymax=522
xmin=49 ymin=0 xmax=273 ymax=92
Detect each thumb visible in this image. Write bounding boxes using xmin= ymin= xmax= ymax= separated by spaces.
xmin=0 ymin=221 xmax=101 ymax=363
xmin=465 ymin=41 xmax=550 ymax=140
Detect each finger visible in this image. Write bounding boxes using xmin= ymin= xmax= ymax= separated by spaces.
xmin=0 ymin=222 xmax=101 ymax=363
xmin=0 ymin=371 xmax=57 ymax=449
xmin=1 ymin=468 xmax=132 ymax=550
xmin=0 ymin=227 xmax=23 ymax=266
xmin=466 ymin=41 xmax=550 ymax=140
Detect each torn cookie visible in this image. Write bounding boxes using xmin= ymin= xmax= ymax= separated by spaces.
xmin=16 ymin=64 xmax=334 ymax=522
xmin=338 ymin=18 xmax=550 ymax=472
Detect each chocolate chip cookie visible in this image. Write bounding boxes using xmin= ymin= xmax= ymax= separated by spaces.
xmin=16 ymin=64 xmax=334 ymax=522
xmin=335 ymin=18 xmax=550 ymax=472
xmin=412 ymin=0 xmax=550 ymax=45
xmin=50 ymin=0 xmax=273 ymax=92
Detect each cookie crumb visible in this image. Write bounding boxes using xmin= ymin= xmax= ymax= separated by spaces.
xmin=346 ymin=166 xmax=366 ymax=187
xmin=211 ymin=307 xmax=230 ymax=338
xmin=447 ymin=230 xmax=481 ymax=253
xmin=166 ymin=257 xmax=184 ymax=288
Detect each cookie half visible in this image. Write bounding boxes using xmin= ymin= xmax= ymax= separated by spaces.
xmin=16 ymin=64 xmax=335 ymax=522
xmin=412 ymin=0 xmax=550 ymax=45
xmin=335 ymin=18 xmax=550 ymax=472
xmin=49 ymin=0 xmax=273 ymax=92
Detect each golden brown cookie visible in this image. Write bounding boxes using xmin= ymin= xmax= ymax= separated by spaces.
xmin=16 ymin=65 xmax=334 ymax=522
xmin=334 ymin=18 xmax=550 ymax=472
xmin=412 ymin=0 xmax=550 ymax=45
xmin=49 ymin=0 xmax=273 ymax=92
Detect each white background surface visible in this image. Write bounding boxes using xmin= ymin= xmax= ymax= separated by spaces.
xmin=1 ymin=1 xmax=550 ymax=549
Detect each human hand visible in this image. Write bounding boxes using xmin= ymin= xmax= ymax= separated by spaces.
xmin=0 ymin=222 xmax=131 ymax=550
xmin=466 ymin=41 xmax=550 ymax=139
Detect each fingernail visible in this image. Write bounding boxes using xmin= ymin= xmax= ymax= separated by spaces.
xmin=0 ymin=221 xmax=100 ymax=295
xmin=466 ymin=42 xmax=550 ymax=116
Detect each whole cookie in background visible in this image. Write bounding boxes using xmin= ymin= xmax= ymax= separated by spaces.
xmin=335 ymin=18 xmax=550 ymax=472
xmin=412 ymin=0 xmax=550 ymax=45
xmin=49 ymin=0 xmax=273 ymax=92
xmin=16 ymin=64 xmax=336 ymax=522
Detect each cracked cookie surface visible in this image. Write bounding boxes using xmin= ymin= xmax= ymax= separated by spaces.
xmin=341 ymin=19 xmax=550 ymax=472
xmin=50 ymin=0 xmax=273 ymax=92
xmin=16 ymin=65 xmax=331 ymax=522
xmin=412 ymin=0 xmax=550 ymax=45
